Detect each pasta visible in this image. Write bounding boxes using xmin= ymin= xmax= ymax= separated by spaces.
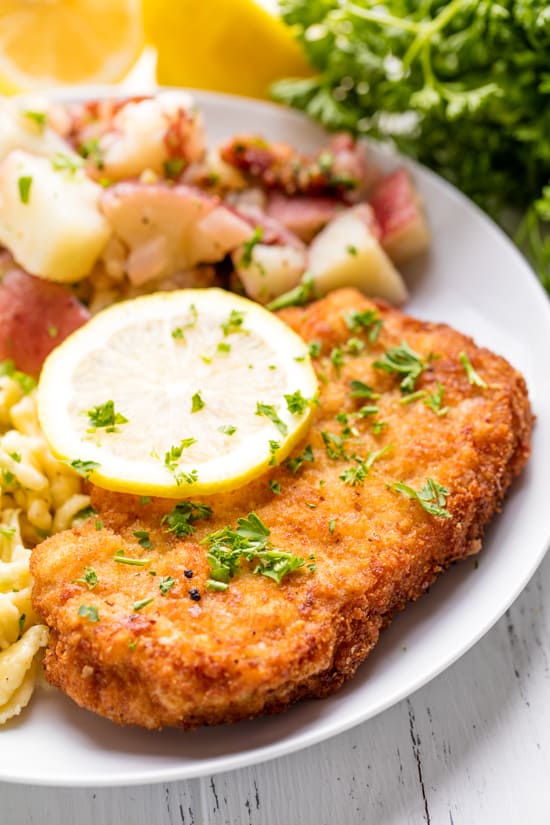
xmin=0 ymin=367 xmax=89 ymax=722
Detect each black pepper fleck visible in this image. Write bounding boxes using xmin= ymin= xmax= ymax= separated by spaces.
xmin=189 ymin=588 xmax=201 ymax=601
xmin=184 ymin=569 xmax=193 ymax=579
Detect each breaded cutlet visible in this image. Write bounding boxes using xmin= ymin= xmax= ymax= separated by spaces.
xmin=31 ymin=288 xmax=533 ymax=729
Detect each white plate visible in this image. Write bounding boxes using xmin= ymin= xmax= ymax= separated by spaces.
xmin=2 ymin=90 xmax=550 ymax=788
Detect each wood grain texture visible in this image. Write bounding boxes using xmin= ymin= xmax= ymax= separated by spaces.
xmin=2 ymin=550 xmax=550 ymax=824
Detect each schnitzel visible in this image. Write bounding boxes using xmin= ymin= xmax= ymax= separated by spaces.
xmin=31 ymin=288 xmax=533 ymax=729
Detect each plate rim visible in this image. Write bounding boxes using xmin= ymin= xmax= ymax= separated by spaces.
xmin=4 ymin=86 xmax=550 ymax=788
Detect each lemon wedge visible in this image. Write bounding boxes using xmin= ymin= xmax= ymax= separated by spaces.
xmin=143 ymin=0 xmax=312 ymax=99
xmin=38 ymin=289 xmax=318 ymax=498
xmin=0 ymin=0 xmax=143 ymax=94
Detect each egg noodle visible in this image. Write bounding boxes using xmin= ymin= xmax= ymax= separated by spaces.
xmin=0 ymin=364 xmax=90 ymax=723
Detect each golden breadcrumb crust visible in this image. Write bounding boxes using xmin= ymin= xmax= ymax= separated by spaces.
xmin=31 ymin=289 xmax=533 ymax=729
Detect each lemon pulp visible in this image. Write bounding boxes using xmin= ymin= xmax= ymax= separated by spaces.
xmin=38 ymin=289 xmax=318 ymax=498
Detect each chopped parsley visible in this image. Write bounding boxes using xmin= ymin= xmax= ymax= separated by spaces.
xmin=221 ymin=309 xmax=247 ymax=336
xmin=8 ymin=452 xmax=21 ymax=463
xmin=133 ymin=530 xmax=153 ymax=549
xmin=284 ymin=444 xmax=314 ymax=474
xmin=77 ymin=604 xmax=99 ymax=622
xmin=330 ymin=346 xmax=345 ymax=374
xmin=373 ymin=341 xmax=426 ymax=393
xmin=0 ymin=360 xmax=35 ymax=394
xmin=191 ymin=391 xmax=205 ymax=413
xmin=345 ymin=337 xmax=365 ymax=356
xmin=268 ymin=439 xmax=281 ymax=466
xmin=308 ymin=340 xmax=322 ymax=358
xmin=202 ymin=512 xmax=306 ymax=586
xmin=69 ymin=459 xmax=100 ymax=480
xmin=256 ymin=402 xmax=288 ymax=435
xmin=164 ymin=438 xmax=197 ymax=485
xmin=339 ymin=446 xmax=391 ymax=486
xmin=113 ymin=552 xmax=151 ymax=567
xmin=0 ymin=525 xmax=16 ymax=538
xmin=72 ymin=505 xmax=98 ymax=525
xmin=459 ymin=352 xmax=487 ymax=388
xmin=239 ymin=226 xmax=263 ymax=267
xmin=18 ymin=176 xmax=32 ymax=204
xmin=86 ymin=400 xmax=128 ymax=432
xmin=218 ymin=424 xmax=237 ymax=435
xmin=284 ymin=390 xmax=311 ymax=416
xmin=17 ymin=613 xmax=26 ymax=639
xmin=47 ymin=325 xmax=58 ymax=338
xmin=346 ymin=245 xmax=358 ymax=256
xmin=139 ymin=496 xmax=152 ymax=505
xmin=349 ymin=380 xmax=380 ymax=400
xmin=321 ymin=431 xmax=349 ymax=460
xmin=217 ymin=342 xmax=231 ymax=354
xmin=159 ymin=575 xmax=176 ymax=595
xmin=163 ymin=157 xmax=185 ymax=178
xmin=161 ymin=501 xmax=213 ymax=537
xmin=390 ymin=478 xmax=452 ymax=518
xmin=269 ymin=479 xmax=282 ymax=494
xmin=344 ymin=309 xmax=383 ymax=343
xmin=266 ymin=271 xmax=317 ymax=311
xmin=79 ymin=137 xmax=104 ymax=169
xmin=206 ymin=579 xmax=229 ymax=591
xmin=171 ymin=327 xmax=186 ymax=340
xmin=94 ymin=520 xmax=103 ymax=531
xmin=424 ymin=382 xmax=449 ymax=416
xmin=133 ymin=597 xmax=154 ymax=611
xmin=52 ymin=152 xmax=84 ymax=175
xmin=75 ymin=566 xmax=98 ymax=590
xmin=24 ymin=110 xmax=46 ymax=130
xmin=328 ymin=519 xmax=336 ymax=534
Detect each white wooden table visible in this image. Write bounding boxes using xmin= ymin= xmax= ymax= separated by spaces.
xmin=3 ymin=545 xmax=549 ymax=824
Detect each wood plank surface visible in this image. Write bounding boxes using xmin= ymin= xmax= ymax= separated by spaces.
xmin=3 ymin=549 xmax=549 ymax=824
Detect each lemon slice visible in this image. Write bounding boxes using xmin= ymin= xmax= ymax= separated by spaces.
xmin=38 ymin=289 xmax=318 ymax=498
xmin=143 ymin=0 xmax=312 ymax=99
xmin=0 ymin=0 xmax=143 ymax=94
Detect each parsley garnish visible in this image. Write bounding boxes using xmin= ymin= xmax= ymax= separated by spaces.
xmin=0 ymin=525 xmax=16 ymax=538
xmin=344 ymin=309 xmax=383 ymax=343
xmin=256 ymin=403 xmax=288 ymax=435
xmin=459 ymin=352 xmax=487 ymax=388
xmin=346 ymin=245 xmax=358 ymax=256
xmin=239 ymin=226 xmax=263 ymax=267
xmin=268 ymin=439 xmax=281 ymax=466
xmin=321 ymin=431 xmax=349 ymax=460
xmin=206 ymin=579 xmax=229 ymax=591
xmin=18 ymin=176 xmax=32 ymax=204
xmin=75 ymin=567 xmax=98 ymax=590
xmin=78 ymin=605 xmax=99 ymax=622
xmin=345 ymin=337 xmax=365 ymax=356
xmin=86 ymin=400 xmax=128 ymax=432
xmin=390 ymin=478 xmax=452 ymax=518
xmin=424 ymin=382 xmax=449 ymax=416
xmin=163 ymin=157 xmax=185 ymax=178
xmin=24 ymin=110 xmax=46 ymax=130
xmin=330 ymin=346 xmax=345 ymax=374
xmin=328 ymin=519 xmax=336 ymax=534
xmin=191 ymin=391 xmax=205 ymax=413
xmin=284 ymin=444 xmax=314 ymax=474
xmin=221 ymin=309 xmax=247 ymax=336
xmin=308 ymin=340 xmax=322 ymax=358
xmin=202 ymin=512 xmax=306 ymax=586
xmin=172 ymin=327 xmax=185 ymax=340
xmin=217 ymin=342 xmax=231 ymax=354
xmin=373 ymin=341 xmax=426 ymax=393
xmin=266 ymin=272 xmax=317 ymax=311
xmin=72 ymin=504 xmax=98 ymax=525
xmin=113 ymin=552 xmax=151 ymax=567
xmin=79 ymin=137 xmax=104 ymax=169
xmin=164 ymin=439 xmax=197 ymax=485
xmin=52 ymin=152 xmax=84 ymax=175
xmin=0 ymin=360 xmax=35 ymax=394
xmin=219 ymin=424 xmax=237 ymax=435
xmin=161 ymin=501 xmax=213 ymax=537
xmin=133 ymin=597 xmax=154 ymax=611
xmin=133 ymin=530 xmax=153 ymax=549
xmin=159 ymin=575 xmax=176 ymax=595
xmin=349 ymin=380 xmax=380 ymax=400
xmin=69 ymin=459 xmax=100 ymax=480
xmin=284 ymin=390 xmax=311 ymax=416
xmin=269 ymin=479 xmax=282 ymax=494
xmin=339 ymin=446 xmax=391 ymax=486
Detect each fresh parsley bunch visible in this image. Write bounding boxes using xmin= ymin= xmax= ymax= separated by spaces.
xmin=273 ymin=0 xmax=550 ymax=291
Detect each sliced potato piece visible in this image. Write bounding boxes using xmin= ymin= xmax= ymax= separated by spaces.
xmin=308 ymin=204 xmax=408 ymax=305
xmin=233 ymin=242 xmax=306 ymax=304
xmin=0 ymin=99 xmax=76 ymax=163
xmin=0 ymin=150 xmax=110 ymax=283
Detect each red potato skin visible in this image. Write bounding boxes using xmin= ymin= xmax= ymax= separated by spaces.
xmin=0 ymin=267 xmax=90 ymax=376
xmin=368 ymin=169 xmax=430 ymax=264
